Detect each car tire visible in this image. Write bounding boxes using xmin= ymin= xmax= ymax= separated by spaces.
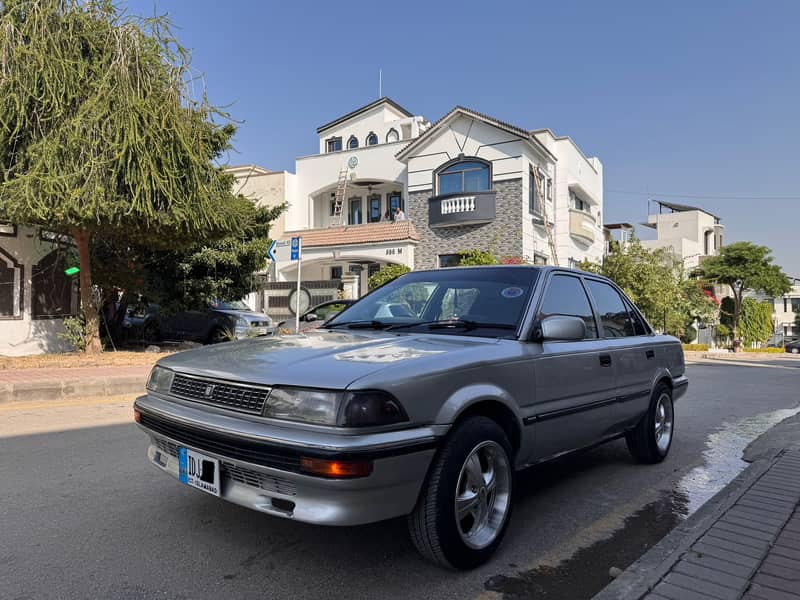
xmin=143 ymin=321 xmax=161 ymax=344
xmin=626 ymin=382 xmax=674 ymax=464
xmin=208 ymin=327 xmax=230 ymax=344
xmin=407 ymin=416 xmax=514 ymax=570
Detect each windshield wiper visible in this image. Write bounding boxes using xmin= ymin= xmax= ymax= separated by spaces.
xmin=386 ymin=319 xmax=517 ymax=331
xmin=326 ymin=320 xmax=391 ymax=330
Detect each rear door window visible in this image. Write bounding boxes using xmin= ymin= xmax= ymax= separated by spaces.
xmin=585 ymin=280 xmax=635 ymax=338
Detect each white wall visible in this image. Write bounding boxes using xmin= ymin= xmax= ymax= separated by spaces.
xmin=641 ymin=209 xmax=719 ymax=269
xmin=317 ymin=103 xmax=413 ymax=153
xmin=229 ymin=168 xmax=288 ymax=240
xmin=0 ymin=226 xmax=73 ymax=356
xmin=291 ymin=142 xmax=410 ymax=231
xmin=533 ymin=130 xmax=604 ymax=266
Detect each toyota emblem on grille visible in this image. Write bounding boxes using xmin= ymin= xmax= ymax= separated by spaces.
xmin=203 ymin=384 xmax=215 ymax=398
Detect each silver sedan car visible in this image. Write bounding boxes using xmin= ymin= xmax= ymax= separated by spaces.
xmin=135 ymin=266 xmax=687 ymax=569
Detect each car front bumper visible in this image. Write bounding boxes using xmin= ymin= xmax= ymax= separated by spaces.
xmin=134 ymin=395 xmax=439 ymax=526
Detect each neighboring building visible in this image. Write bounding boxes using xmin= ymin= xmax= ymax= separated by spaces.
xmin=227 ymin=164 xmax=290 ymax=241
xmin=261 ymin=98 xmax=605 ymax=320
xmin=604 ymin=222 xmax=635 ymax=255
xmin=745 ymin=276 xmax=800 ymax=344
xmin=0 ymin=225 xmax=78 ymax=356
xmin=640 ymin=201 xmax=724 ymax=271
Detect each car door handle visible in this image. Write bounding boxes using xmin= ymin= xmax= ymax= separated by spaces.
xmin=599 ymin=354 xmax=612 ymax=367
xmin=646 ymin=350 xmax=655 ymax=360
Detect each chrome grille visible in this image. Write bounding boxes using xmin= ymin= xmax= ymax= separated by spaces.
xmin=170 ymin=374 xmax=270 ymax=414
xmin=152 ymin=437 xmax=296 ymax=496
xmin=221 ymin=461 xmax=297 ymax=496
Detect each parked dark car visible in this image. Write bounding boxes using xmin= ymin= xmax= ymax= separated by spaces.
xmin=135 ymin=266 xmax=687 ymax=569
xmin=129 ymin=300 xmax=278 ymax=344
xmin=280 ymin=299 xmax=357 ymax=334
xmin=786 ymin=340 xmax=800 ymax=354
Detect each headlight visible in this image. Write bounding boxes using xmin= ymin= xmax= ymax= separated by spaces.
xmin=265 ymin=387 xmax=343 ymax=425
xmin=264 ymin=387 xmax=408 ymax=427
xmin=342 ymin=391 xmax=408 ymax=427
xmin=146 ymin=366 xmax=174 ymax=394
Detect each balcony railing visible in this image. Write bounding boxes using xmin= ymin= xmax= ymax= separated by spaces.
xmin=569 ymin=208 xmax=596 ymax=243
xmin=428 ymin=190 xmax=496 ymax=228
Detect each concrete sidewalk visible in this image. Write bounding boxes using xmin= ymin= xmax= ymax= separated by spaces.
xmin=0 ymin=365 xmax=150 ymax=403
xmin=594 ymin=449 xmax=800 ymax=600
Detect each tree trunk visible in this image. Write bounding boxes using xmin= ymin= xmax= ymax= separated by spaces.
xmin=732 ymin=288 xmax=742 ymax=353
xmin=73 ymin=229 xmax=102 ymax=353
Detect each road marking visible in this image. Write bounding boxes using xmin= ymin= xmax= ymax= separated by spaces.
xmin=0 ymin=395 xmax=136 ymax=413
xmin=687 ymin=359 xmax=800 ymax=370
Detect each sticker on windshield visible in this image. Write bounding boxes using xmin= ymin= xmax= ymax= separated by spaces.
xmin=501 ymin=287 xmax=524 ymax=298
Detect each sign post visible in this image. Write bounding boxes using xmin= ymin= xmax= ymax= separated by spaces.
xmin=291 ymin=237 xmax=302 ymax=333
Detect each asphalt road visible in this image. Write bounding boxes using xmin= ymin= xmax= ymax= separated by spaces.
xmin=1 ymin=357 xmax=799 ymax=600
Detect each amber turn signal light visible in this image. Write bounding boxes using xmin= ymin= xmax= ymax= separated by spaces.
xmin=134 ymin=409 xmax=141 ymax=424
xmin=300 ymin=457 xmax=372 ymax=479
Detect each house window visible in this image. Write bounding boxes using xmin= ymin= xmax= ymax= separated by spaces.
xmin=368 ymin=263 xmax=381 ymax=277
xmin=568 ymin=257 xmax=578 ymax=268
xmin=331 ymin=266 xmax=343 ymax=280
xmin=438 ymin=160 xmax=490 ymax=195
xmin=439 ymin=254 xmax=462 ymax=268
xmin=386 ymin=128 xmax=399 ymax=143
xmin=32 ymin=249 xmax=79 ymax=319
xmin=330 ymin=195 xmax=338 ymax=216
xmin=571 ymin=192 xmax=590 ymax=213
xmin=388 ymin=192 xmax=403 ymax=219
xmin=349 ymin=197 xmax=362 ymax=225
xmin=347 ymin=136 xmax=359 ymax=149
xmin=368 ymin=195 xmax=382 ymax=223
xmin=533 ymin=253 xmax=548 ymax=266
xmin=0 ymin=222 xmax=17 ymax=237
xmin=529 ymin=170 xmax=542 ymax=215
xmin=326 ymin=137 xmax=342 ymax=153
xmin=0 ymin=248 xmax=23 ymax=319
xmin=366 ymin=132 xmax=378 ymax=146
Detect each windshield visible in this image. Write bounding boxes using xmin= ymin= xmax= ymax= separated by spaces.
xmin=325 ymin=267 xmax=539 ymax=338
xmin=211 ymin=300 xmax=252 ymax=311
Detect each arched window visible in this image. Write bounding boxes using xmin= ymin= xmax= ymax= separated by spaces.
xmin=0 ymin=247 xmax=23 ymax=319
xmin=366 ymin=132 xmax=378 ymax=146
xmin=347 ymin=136 xmax=359 ymax=149
xmin=386 ymin=128 xmax=399 ymax=143
xmin=437 ymin=159 xmax=491 ymax=195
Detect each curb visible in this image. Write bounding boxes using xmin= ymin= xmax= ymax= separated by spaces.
xmin=0 ymin=375 xmax=146 ymax=403
xmin=591 ymin=449 xmax=784 ymax=600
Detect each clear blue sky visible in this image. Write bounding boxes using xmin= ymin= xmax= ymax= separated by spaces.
xmin=129 ymin=0 xmax=800 ymax=276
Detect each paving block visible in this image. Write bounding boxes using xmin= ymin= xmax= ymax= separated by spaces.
xmin=762 ymin=553 xmax=800 ymax=571
xmin=684 ymin=550 xmax=759 ymax=578
xmin=712 ymin=521 xmax=777 ymax=542
xmin=752 ymin=573 xmax=800 ymax=595
xmin=703 ymin=527 xmax=771 ymax=551
xmin=771 ymin=544 xmax=800 ymax=562
xmin=721 ymin=510 xmax=786 ymax=530
xmin=651 ymin=581 xmax=722 ymax=600
xmin=692 ymin=540 xmax=765 ymax=567
xmin=11 ymin=380 xmax=64 ymax=402
xmin=744 ymin=584 xmax=800 ymax=600
xmin=62 ymin=380 xmax=107 ymax=398
xmin=760 ymin=560 xmax=800 ymax=582
xmin=663 ymin=572 xmax=741 ymax=600
xmin=673 ymin=560 xmax=748 ymax=591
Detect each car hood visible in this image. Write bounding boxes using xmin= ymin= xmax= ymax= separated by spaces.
xmin=212 ymin=309 xmax=271 ymax=324
xmin=156 ymin=329 xmax=502 ymax=389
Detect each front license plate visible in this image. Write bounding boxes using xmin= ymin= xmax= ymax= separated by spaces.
xmin=254 ymin=327 xmax=267 ymax=335
xmin=178 ymin=447 xmax=221 ymax=497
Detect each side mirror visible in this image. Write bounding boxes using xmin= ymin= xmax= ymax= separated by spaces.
xmin=304 ymin=313 xmax=318 ymax=322
xmin=534 ymin=316 xmax=586 ymax=342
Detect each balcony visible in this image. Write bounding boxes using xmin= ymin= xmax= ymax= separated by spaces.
xmin=428 ymin=191 xmax=496 ymax=228
xmin=569 ymin=209 xmax=596 ymax=243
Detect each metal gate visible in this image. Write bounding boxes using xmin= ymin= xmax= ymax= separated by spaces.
xmin=256 ymin=280 xmax=342 ymax=323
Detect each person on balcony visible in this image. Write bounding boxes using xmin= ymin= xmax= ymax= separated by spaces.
xmin=394 ymin=206 xmax=407 ymax=221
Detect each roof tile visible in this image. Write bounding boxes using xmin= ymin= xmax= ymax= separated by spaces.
xmin=283 ymin=221 xmax=420 ymax=248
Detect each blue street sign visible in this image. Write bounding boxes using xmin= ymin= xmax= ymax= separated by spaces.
xmin=267 ymin=240 xmax=278 ymax=262
xmin=290 ymin=237 xmax=301 ymax=261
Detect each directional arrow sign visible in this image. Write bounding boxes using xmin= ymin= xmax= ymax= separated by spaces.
xmin=268 ymin=239 xmax=293 ymax=262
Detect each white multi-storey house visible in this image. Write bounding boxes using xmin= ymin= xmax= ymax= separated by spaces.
xmin=244 ymin=97 xmax=605 ymax=320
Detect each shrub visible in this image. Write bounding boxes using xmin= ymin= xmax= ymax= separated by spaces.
xmin=368 ymin=264 xmax=411 ymax=289
xmin=458 ymin=249 xmax=498 ymax=266
xmin=58 ymin=315 xmax=87 ymax=352
xmin=682 ymin=343 xmax=709 ymax=352
xmin=745 ymin=347 xmax=785 ymax=354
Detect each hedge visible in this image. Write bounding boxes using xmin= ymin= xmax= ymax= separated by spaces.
xmin=682 ymin=344 xmax=710 ymax=351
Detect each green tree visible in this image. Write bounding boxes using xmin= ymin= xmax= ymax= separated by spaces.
xmin=368 ymin=264 xmax=411 ymax=289
xmin=0 ymin=0 xmax=243 ymax=351
xmin=700 ymin=242 xmax=791 ymax=349
xmin=457 ymin=249 xmax=498 ymax=266
xmin=583 ymin=239 xmax=716 ymax=339
xmin=740 ymin=299 xmax=774 ymax=347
